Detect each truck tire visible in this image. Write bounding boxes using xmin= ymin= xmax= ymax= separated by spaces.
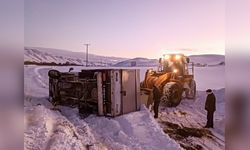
xmin=48 ymin=70 xmax=61 ymax=79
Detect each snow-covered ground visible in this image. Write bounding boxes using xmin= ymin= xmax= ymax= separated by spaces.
xmin=189 ymin=54 xmax=225 ymax=66
xmin=24 ymin=65 xmax=182 ymax=150
xmin=24 ymin=49 xmax=225 ymax=150
xmin=24 ymin=47 xmax=127 ymax=66
xmin=155 ymin=63 xmax=225 ymax=149
xmin=194 ymin=66 xmax=225 ymax=91
xmin=157 ymin=88 xmax=225 ymax=150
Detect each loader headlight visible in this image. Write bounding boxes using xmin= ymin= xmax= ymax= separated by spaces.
xmin=164 ymin=55 xmax=170 ymax=60
xmin=173 ymin=69 xmax=178 ymax=73
xmin=175 ymin=55 xmax=181 ymax=60
xmin=148 ymin=69 xmax=153 ymax=74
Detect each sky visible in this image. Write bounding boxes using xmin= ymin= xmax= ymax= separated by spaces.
xmin=25 ymin=0 xmax=225 ymax=58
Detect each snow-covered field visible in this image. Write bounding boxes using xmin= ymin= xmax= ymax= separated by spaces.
xmin=24 ymin=65 xmax=182 ymax=150
xmin=157 ymin=88 xmax=225 ymax=149
xmin=24 ymin=47 xmax=225 ymax=150
xmin=189 ymin=54 xmax=225 ymax=66
xmin=194 ymin=66 xmax=225 ymax=91
xmin=24 ymin=63 xmax=225 ymax=150
xmin=24 ymin=47 xmax=127 ymax=66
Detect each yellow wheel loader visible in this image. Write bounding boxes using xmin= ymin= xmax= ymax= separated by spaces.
xmin=141 ymin=54 xmax=196 ymax=107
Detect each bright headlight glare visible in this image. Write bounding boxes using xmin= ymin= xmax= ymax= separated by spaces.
xmin=164 ymin=55 xmax=170 ymax=59
xmin=173 ymin=69 xmax=178 ymax=73
xmin=175 ymin=55 xmax=181 ymax=60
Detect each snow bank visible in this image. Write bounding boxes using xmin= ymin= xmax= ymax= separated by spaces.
xmin=24 ymin=105 xmax=97 ymax=150
xmin=24 ymin=103 xmax=182 ymax=150
xmin=85 ymin=106 xmax=182 ymax=150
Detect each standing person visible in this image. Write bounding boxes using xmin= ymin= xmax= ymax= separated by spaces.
xmin=153 ymin=85 xmax=162 ymax=118
xmin=204 ymin=89 xmax=216 ymax=128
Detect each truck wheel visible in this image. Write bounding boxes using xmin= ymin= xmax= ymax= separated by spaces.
xmin=186 ymin=80 xmax=196 ymax=99
xmin=48 ymin=70 xmax=61 ymax=79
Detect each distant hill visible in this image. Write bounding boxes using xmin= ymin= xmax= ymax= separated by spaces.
xmin=189 ymin=54 xmax=225 ymax=67
xmin=114 ymin=54 xmax=225 ymax=67
xmin=24 ymin=47 xmax=225 ymax=67
xmin=24 ymin=47 xmax=127 ymax=66
xmin=113 ymin=57 xmax=158 ymax=67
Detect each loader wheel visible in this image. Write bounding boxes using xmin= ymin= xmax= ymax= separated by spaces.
xmin=160 ymin=95 xmax=171 ymax=107
xmin=169 ymin=84 xmax=182 ymax=107
xmin=186 ymin=80 xmax=196 ymax=99
xmin=161 ymin=83 xmax=182 ymax=107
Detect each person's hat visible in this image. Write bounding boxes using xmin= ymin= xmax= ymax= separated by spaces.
xmin=206 ymin=89 xmax=212 ymax=92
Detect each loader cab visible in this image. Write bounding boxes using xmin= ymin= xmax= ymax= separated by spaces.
xmin=159 ymin=54 xmax=193 ymax=76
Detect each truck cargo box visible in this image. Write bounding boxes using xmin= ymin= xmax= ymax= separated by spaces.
xmin=49 ymin=69 xmax=140 ymax=117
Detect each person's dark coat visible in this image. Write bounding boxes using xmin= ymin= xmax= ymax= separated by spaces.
xmin=153 ymin=85 xmax=162 ymax=118
xmin=205 ymin=93 xmax=216 ymax=112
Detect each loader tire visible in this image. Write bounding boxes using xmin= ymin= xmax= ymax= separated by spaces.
xmin=169 ymin=83 xmax=182 ymax=107
xmin=161 ymin=83 xmax=182 ymax=107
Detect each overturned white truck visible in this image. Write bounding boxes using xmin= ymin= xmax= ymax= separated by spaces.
xmin=48 ymin=69 xmax=141 ymax=117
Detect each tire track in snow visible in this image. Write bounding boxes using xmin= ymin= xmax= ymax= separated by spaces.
xmin=34 ymin=66 xmax=50 ymax=88
xmin=157 ymin=90 xmax=225 ymax=149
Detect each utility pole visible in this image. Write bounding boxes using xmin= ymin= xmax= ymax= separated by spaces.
xmin=84 ymin=43 xmax=90 ymax=67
